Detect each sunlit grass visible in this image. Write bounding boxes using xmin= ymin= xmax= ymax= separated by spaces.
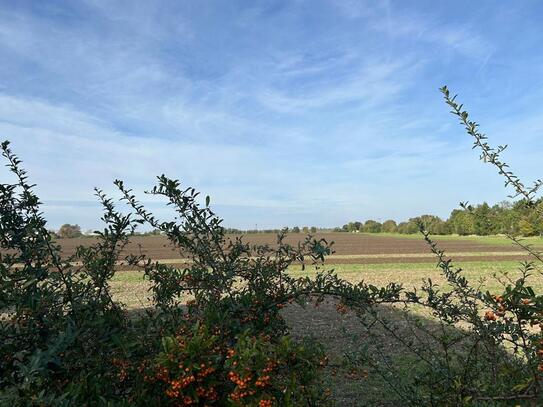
xmin=295 ymin=260 xmax=542 ymax=293
xmin=111 ymin=259 xmax=543 ymax=309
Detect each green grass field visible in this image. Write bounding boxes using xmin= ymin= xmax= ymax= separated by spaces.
xmin=111 ymin=259 xmax=542 ymax=309
xmin=292 ymin=260 xmax=540 ymax=291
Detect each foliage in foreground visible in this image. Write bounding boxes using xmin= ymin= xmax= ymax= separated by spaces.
xmin=341 ymin=87 xmax=543 ymax=406
xmin=0 ymin=138 xmax=344 ymax=406
xmin=1 ymin=87 xmax=543 ymax=405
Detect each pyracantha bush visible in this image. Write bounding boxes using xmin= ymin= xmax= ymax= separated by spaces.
xmin=126 ymin=322 xmax=327 ymax=406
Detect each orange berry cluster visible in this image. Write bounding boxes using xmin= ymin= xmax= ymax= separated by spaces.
xmin=240 ymin=314 xmax=258 ymax=324
xmin=485 ymin=295 xmax=507 ymax=321
xmin=227 ymin=354 xmax=280 ymax=402
xmin=484 ymin=310 xmax=497 ymax=321
xmin=255 ymin=374 xmax=270 ymax=388
xmin=153 ymin=357 xmax=219 ymax=403
xmin=259 ymin=398 xmax=273 ymax=407
xmin=336 ymin=303 xmax=348 ymax=315
xmin=197 ymin=363 xmax=216 ymax=379
xmin=256 ymin=359 xmax=277 ymax=389
xmin=487 ymin=295 xmax=535 ymax=321
xmin=258 ymin=333 xmax=272 ymax=342
xmin=165 ymin=375 xmax=195 ymax=399
xmin=345 ymin=368 xmax=369 ymax=379
xmin=155 ymin=366 xmax=169 ymax=382
xmin=494 ymin=295 xmax=507 ymax=317
xmin=228 ymin=371 xmax=257 ymax=401
xmin=111 ymin=358 xmax=130 ymax=382
xmin=263 ymin=359 xmax=278 ymax=373
xmin=227 ymin=371 xmax=253 ymax=389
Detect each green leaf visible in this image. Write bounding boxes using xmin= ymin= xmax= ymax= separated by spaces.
xmin=161 ymin=336 xmax=176 ymax=353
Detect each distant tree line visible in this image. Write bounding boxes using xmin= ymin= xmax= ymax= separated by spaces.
xmin=57 ymin=200 xmax=543 ymax=238
xmin=224 ymin=226 xmax=320 ymax=234
xmin=338 ymin=200 xmax=543 ymax=237
xmin=53 ymin=226 xmax=169 ymax=238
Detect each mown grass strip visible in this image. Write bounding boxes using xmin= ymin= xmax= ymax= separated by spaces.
xmin=110 ymin=260 xmax=543 ymax=309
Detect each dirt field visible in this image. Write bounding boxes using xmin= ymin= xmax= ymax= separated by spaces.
xmin=55 ymin=232 xmax=534 ymax=265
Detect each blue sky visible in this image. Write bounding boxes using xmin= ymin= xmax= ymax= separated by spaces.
xmin=1 ymin=0 xmax=543 ymax=230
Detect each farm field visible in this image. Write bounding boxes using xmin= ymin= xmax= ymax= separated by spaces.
xmin=53 ymin=232 xmax=543 ymax=306
xmin=58 ymin=232 xmax=541 ymax=265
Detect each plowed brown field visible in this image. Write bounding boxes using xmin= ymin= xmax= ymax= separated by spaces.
xmin=55 ymin=233 xmax=532 ymax=265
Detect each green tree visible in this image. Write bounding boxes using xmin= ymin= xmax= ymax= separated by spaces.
xmin=58 ymin=223 xmax=82 ymax=238
xmin=412 ymin=215 xmax=448 ymax=235
xmin=518 ymin=218 xmax=535 ymax=236
xmin=448 ymin=209 xmax=475 ymax=235
xmin=472 ymin=202 xmax=493 ymax=235
xmin=363 ymin=220 xmax=382 ymax=233
xmin=397 ymin=221 xmax=418 ymax=234
xmin=342 ymin=221 xmax=362 ymax=232
xmin=381 ymin=219 xmax=397 ymax=233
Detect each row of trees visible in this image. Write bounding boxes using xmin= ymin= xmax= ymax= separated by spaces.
xmin=58 ymin=200 xmax=543 ymax=238
xmin=55 ymin=225 xmax=324 ymax=238
xmin=339 ymin=200 xmax=543 ymax=236
xmin=224 ymin=226 xmax=320 ymax=234
xmin=54 ymin=225 xmax=168 ymax=238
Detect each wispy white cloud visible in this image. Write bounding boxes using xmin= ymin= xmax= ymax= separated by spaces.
xmin=255 ymin=59 xmax=415 ymax=114
xmin=332 ymin=1 xmax=494 ymax=62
